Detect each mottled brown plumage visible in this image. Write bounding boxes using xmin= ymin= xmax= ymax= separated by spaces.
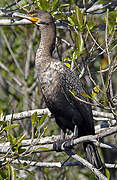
xmin=14 ymin=10 xmax=104 ymax=171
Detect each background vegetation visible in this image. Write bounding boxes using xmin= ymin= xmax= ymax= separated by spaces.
xmin=0 ymin=0 xmax=117 ymax=179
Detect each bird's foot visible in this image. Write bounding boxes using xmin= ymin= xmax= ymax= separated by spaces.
xmin=63 ymin=138 xmax=74 ymax=150
xmin=53 ymin=138 xmax=74 ymax=152
xmin=53 ymin=139 xmax=65 ymax=152
xmin=53 ymin=127 xmax=77 ymax=152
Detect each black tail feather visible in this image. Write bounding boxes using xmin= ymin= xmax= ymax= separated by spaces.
xmin=83 ymin=142 xmax=105 ymax=174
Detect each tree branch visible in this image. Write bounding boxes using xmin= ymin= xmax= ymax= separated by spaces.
xmin=1 ymin=156 xmax=116 ymax=171
xmin=0 ymin=126 xmax=117 ymax=154
xmin=86 ymin=1 xmax=117 ymax=13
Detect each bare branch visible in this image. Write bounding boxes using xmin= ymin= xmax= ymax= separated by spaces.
xmin=93 ymin=110 xmax=114 ymax=119
xmin=0 ymin=19 xmax=31 ymax=26
xmin=4 ymin=108 xmax=115 ymax=122
xmin=66 ymin=151 xmax=107 ymax=180
xmin=0 ymin=61 xmax=22 ymax=86
xmin=4 ymin=108 xmax=51 ymax=122
xmin=0 ymin=126 xmax=117 ymax=154
xmin=86 ymin=1 xmax=117 ymax=13
xmin=1 ymin=158 xmax=116 ymax=169
xmin=25 ymin=27 xmax=37 ymax=80
xmin=0 ymin=29 xmax=24 ymax=76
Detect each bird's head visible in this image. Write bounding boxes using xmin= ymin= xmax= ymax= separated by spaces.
xmin=13 ymin=10 xmax=54 ymax=27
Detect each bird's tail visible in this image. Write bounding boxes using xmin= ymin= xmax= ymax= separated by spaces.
xmin=83 ymin=142 xmax=105 ymax=173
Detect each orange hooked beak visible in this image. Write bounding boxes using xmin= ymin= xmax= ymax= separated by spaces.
xmin=27 ymin=13 xmax=39 ymax=23
xmin=12 ymin=12 xmax=39 ymax=24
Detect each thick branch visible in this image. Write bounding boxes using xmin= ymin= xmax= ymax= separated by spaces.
xmin=1 ymin=158 xmax=116 ymax=169
xmin=0 ymin=126 xmax=117 ymax=154
xmin=4 ymin=108 xmax=51 ymax=122
xmin=4 ymin=108 xmax=115 ymax=121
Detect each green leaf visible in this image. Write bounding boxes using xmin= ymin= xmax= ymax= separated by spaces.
xmin=87 ymin=21 xmax=95 ymax=30
xmin=3 ymin=124 xmax=20 ymax=131
xmin=69 ymin=90 xmax=77 ymax=97
xmin=0 ymin=109 xmax=3 ymax=115
xmin=36 ymin=0 xmax=50 ymax=11
xmin=105 ymin=168 xmax=110 ymax=180
xmin=51 ymin=0 xmax=59 ymax=11
xmin=18 ymin=178 xmax=24 ymax=180
xmin=68 ymin=17 xmax=74 ymax=26
xmin=0 ymin=120 xmax=6 ymax=125
xmin=76 ymin=6 xmax=83 ymax=30
xmin=39 ymin=114 xmax=47 ymax=126
xmin=76 ymin=32 xmax=84 ymax=54
xmin=31 ymin=112 xmax=38 ymax=126
xmin=7 ymin=133 xmax=16 ymax=146
xmin=27 ymin=75 xmax=34 ymax=86
xmin=91 ymin=85 xmax=100 ymax=99
xmin=108 ymin=10 xmax=117 ymax=34
xmin=34 ymin=146 xmax=49 ymax=151
xmin=70 ymin=13 xmax=78 ymax=26
xmin=80 ymin=92 xmax=92 ymax=99
xmin=43 ymin=126 xmax=48 ymax=134
xmin=54 ymin=12 xmax=64 ymax=20
xmin=64 ymin=63 xmax=71 ymax=68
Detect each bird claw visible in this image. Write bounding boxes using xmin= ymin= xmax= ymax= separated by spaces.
xmin=53 ymin=138 xmax=74 ymax=152
xmin=53 ymin=140 xmax=64 ymax=152
xmin=63 ymin=138 xmax=74 ymax=149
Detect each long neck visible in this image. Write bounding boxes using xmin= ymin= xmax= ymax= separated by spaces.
xmin=37 ymin=23 xmax=56 ymax=58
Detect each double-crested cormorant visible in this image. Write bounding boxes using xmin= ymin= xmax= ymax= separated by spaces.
xmin=13 ymin=10 xmax=104 ymax=170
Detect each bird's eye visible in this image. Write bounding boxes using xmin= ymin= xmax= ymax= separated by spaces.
xmin=33 ymin=14 xmax=38 ymax=17
xmin=28 ymin=13 xmax=38 ymax=17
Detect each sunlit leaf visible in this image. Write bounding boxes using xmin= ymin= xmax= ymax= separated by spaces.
xmin=76 ymin=32 xmax=84 ymax=54
xmin=51 ymin=0 xmax=59 ymax=11
xmin=76 ymin=6 xmax=83 ymax=30
xmin=101 ymin=57 xmax=108 ymax=69
xmin=39 ymin=113 xmax=47 ymax=126
xmin=7 ymin=133 xmax=16 ymax=146
xmin=34 ymin=146 xmax=49 ymax=151
xmin=69 ymin=90 xmax=77 ymax=97
xmin=91 ymin=85 xmax=100 ymax=99
xmin=31 ymin=112 xmax=38 ymax=126
xmin=87 ymin=21 xmax=95 ymax=30
xmin=105 ymin=168 xmax=110 ymax=180
xmin=68 ymin=17 xmax=74 ymax=26
xmin=80 ymin=92 xmax=91 ymax=99
xmin=3 ymin=124 xmax=20 ymax=131
xmin=64 ymin=63 xmax=71 ymax=68
xmin=43 ymin=126 xmax=48 ymax=134
xmin=0 ymin=121 xmax=6 ymax=125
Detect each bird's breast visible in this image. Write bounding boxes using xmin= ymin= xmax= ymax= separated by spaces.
xmin=36 ymin=59 xmax=64 ymax=100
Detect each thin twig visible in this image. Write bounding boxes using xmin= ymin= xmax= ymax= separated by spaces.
xmin=0 ymin=61 xmax=22 ymax=86
xmin=0 ymin=29 xmax=24 ymax=76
